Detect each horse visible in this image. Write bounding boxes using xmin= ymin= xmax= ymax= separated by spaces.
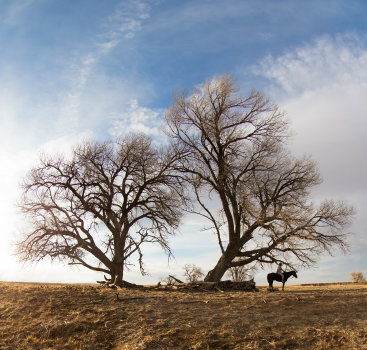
xmin=267 ymin=270 xmax=298 ymax=291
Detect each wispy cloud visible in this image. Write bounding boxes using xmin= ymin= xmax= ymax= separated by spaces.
xmin=252 ymin=34 xmax=367 ymax=98
xmin=102 ymin=0 xmax=150 ymax=41
xmin=59 ymin=0 xmax=152 ymax=134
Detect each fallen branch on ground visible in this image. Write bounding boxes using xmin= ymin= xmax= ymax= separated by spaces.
xmin=152 ymin=279 xmax=257 ymax=292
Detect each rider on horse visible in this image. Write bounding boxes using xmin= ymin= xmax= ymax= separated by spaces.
xmin=277 ymin=263 xmax=285 ymax=283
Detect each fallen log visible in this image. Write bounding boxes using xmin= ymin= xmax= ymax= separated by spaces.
xmin=154 ymin=279 xmax=257 ymax=292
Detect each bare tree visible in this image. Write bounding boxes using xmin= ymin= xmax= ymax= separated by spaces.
xmin=183 ymin=264 xmax=204 ymax=283
xmin=16 ymin=134 xmax=186 ymax=286
xmin=350 ymin=271 xmax=365 ymax=282
xmin=165 ymin=74 xmax=354 ymax=282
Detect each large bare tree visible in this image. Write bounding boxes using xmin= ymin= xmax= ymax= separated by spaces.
xmin=16 ymin=134 xmax=185 ymax=286
xmin=165 ymin=74 xmax=354 ymax=282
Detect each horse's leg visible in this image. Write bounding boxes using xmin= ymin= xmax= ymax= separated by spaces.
xmin=282 ymin=282 xmax=285 ymax=292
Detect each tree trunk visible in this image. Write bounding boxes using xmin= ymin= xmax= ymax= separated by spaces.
xmin=204 ymin=255 xmax=231 ymax=282
xmin=111 ymin=263 xmax=124 ymax=287
xmin=204 ymin=246 xmax=236 ymax=282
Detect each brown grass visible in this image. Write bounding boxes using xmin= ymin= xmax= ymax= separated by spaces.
xmin=0 ymin=281 xmax=366 ymax=350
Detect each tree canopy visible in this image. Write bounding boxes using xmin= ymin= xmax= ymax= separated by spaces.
xmin=17 ymin=134 xmax=185 ymax=286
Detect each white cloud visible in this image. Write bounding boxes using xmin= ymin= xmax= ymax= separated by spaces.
xmin=285 ymin=82 xmax=366 ymax=196
xmin=252 ymin=34 xmax=367 ymax=195
xmin=109 ymin=99 xmax=163 ymax=137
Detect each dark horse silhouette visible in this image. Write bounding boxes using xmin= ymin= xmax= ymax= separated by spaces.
xmin=267 ymin=271 xmax=298 ymax=291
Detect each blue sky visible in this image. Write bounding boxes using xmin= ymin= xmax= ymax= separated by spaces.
xmin=0 ymin=0 xmax=366 ymax=285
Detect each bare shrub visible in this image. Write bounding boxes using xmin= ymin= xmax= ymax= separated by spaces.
xmin=226 ymin=264 xmax=256 ymax=282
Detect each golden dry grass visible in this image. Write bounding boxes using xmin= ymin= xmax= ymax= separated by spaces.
xmin=0 ymin=281 xmax=366 ymax=350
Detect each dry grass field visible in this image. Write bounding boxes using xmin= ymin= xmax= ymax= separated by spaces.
xmin=0 ymin=281 xmax=366 ymax=350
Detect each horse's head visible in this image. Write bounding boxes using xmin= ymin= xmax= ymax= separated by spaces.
xmin=291 ymin=271 xmax=298 ymax=278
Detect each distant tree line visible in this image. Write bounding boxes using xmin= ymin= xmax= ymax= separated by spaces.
xmin=16 ymin=75 xmax=354 ymax=286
